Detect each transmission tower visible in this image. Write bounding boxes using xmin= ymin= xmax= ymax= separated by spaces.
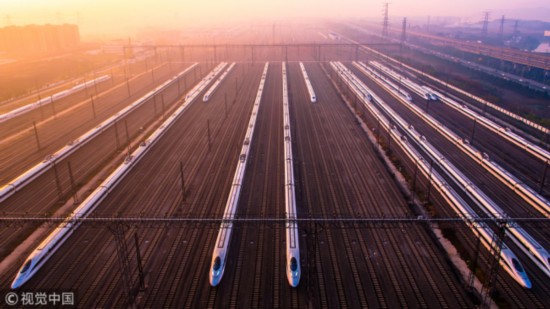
xmin=382 ymin=3 xmax=389 ymax=37
xmin=481 ymin=11 xmax=490 ymax=37
xmin=272 ymin=23 xmax=275 ymax=45
xmin=4 ymin=14 xmax=12 ymax=26
xmin=499 ymin=15 xmax=505 ymax=39
xmin=513 ymin=20 xmax=520 ymax=37
xmin=401 ymin=17 xmax=407 ymax=42
xmin=426 ymin=16 xmax=430 ymax=32
xmin=481 ymin=223 xmax=506 ymax=307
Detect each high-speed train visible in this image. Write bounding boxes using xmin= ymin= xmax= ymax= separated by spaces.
xmin=12 ymin=62 xmax=228 ymax=290
xmin=0 ymin=75 xmax=110 ymax=123
xmin=283 ymin=62 xmax=301 ymax=287
xmin=299 ymin=62 xmax=317 ymax=103
xmin=12 ymin=220 xmax=78 ymax=289
xmin=209 ymin=63 xmax=269 ymax=287
xmin=333 ymin=61 xmax=533 ymax=288
xmin=203 ymin=62 xmax=234 ymax=102
xmin=473 ymin=221 xmax=532 ymax=289
xmin=286 ymin=222 xmax=301 ymax=287
xmin=209 ymin=224 xmax=232 ymax=287
xmin=365 ymin=60 xmax=550 ymax=219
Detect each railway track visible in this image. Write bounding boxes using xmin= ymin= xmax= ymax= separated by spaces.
xmin=368 ymin=61 xmax=550 ymax=198
xmin=338 ymin=25 xmax=549 ymax=137
xmin=348 ymin=63 xmax=548 ymax=223
xmin=312 ymin=72 xmax=424 ymax=306
xmin=221 ymin=63 xmax=285 ymax=308
xmin=118 ymin=63 xmax=261 ymax=307
xmin=2 ymin=41 xmax=545 ymax=308
xmin=0 ymin=55 xmax=149 ymax=114
xmin=288 ymin=61 xmax=474 ymax=307
xmin=0 ymin=60 xmax=181 ymax=184
xmin=333 ymin=61 xmax=549 ymax=306
xmin=0 ymin=63 xmax=207 ymax=263
xmin=178 ymin=68 xmax=259 ymax=308
xmin=1 ymin=63 xmax=264 ymax=302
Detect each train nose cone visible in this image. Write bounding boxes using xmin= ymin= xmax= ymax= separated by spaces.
xmin=287 ymin=271 xmax=300 ymax=287
xmin=521 ymin=277 xmax=532 ymax=289
xmin=12 ymin=259 xmax=33 ymax=289
xmin=209 ymin=256 xmax=223 ymax=287
xmin=287 ymin=257 xmax=301 ymax=287
xmin=11 ymin=275 xmax=27 ymax=290
xmin=209 ymin=273 xmax=221 ymax=287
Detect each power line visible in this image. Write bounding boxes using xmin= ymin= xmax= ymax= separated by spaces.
xmin=0 ymin=216 xmax=547 ymax=227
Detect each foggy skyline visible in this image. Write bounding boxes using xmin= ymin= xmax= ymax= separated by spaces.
xmin=1 ymin=0 xmax=549 ymax=39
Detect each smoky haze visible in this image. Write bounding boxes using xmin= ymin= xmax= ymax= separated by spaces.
xmin=2 ymin=0 xmax=549 ymax=39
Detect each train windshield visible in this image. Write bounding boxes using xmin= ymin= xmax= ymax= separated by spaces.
xmin=290 ymin=257 xmax=298 ymax=272
xmin=512 ymin=258 xmax=524 ymax=273
xmin=213 ymin=257 xmax=221 ymax=271
xmin=20 ymin=260 xmax=32 ymax=273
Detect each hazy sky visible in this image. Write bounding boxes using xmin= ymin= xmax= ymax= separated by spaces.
xmin=1 ymin=0 xmax=549 ymax=38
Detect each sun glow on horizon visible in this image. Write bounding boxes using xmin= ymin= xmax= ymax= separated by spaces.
xmin=1 ymin=0 xmax=548 ymax=39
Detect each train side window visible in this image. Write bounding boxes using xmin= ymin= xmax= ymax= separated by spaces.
xmin=20 ymin=260 xmax=32 ymax=273
xmin=512 ymin=258 xmax=524 ymax=273
xmin=213 ymin=257 xmax=221 ymax=271
xmin=290 ymin=257 xmax=298 ymax=272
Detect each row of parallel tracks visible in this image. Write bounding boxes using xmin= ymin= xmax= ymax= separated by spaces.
xmin=349 ymin=62 xmax=549 ymax=229
xmin=0 ymin=58 xmax=181 ymax=183
xmin=345 ymin=63 xmax=550 ymax=306
xmin=402 ymin=52 xmax=550 ymax=142
xmin=220 ymin=64 xmax=287 ymax=308
xmin=288 ymin=62 xmax=473 ymax=307
xmin=387 ymin=60 xmax=550 ymax=197
xmin=141 ymin=64 xmax=263 ymax=309
xmin=357 ymin=48 xmax=550 ymax=197
xmin=0 ymin=63 xmax=263 ymax=306
xmin=5 ymin=61 xmax=475 ymax=307
xmin=0 ymin=62 xmax=209 ymax=262
xmin=6 ymin=60 xmax=540 ymax=307
xmin=0 ymin=57 xmax=159 ymax=114
xmin=335 ymin=28 xmax=550 ymax=195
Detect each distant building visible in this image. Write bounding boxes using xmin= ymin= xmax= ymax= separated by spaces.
xmin=0 ymin=24 xmax=80 ymax=55
xmin=534 ymin=31 xmax=550 ymax=53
